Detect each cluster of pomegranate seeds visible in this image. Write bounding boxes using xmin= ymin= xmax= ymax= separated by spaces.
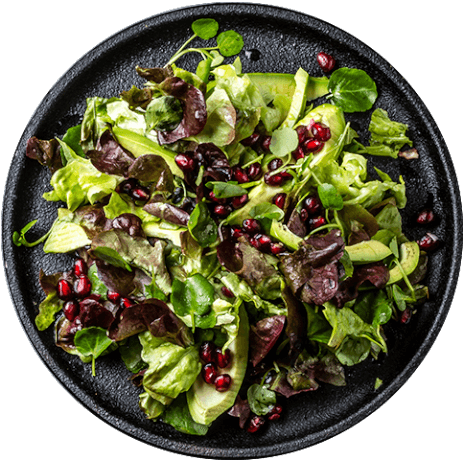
xmin=300 ymin=194 xmax=326 ymax=231
xmin=199 ymin=341 xmax=232 ymax=392
xmin=117 ymin=178 xmax=150 ymax=203
xmin=245 ymin=404 xmax=283 ymax=433
xmin=317 ymin=51 xmax=336 ymax=73
xmin=241 ymin=132 xmax=272 ymax=154
xmin=292 ymin=120 xmax=332 ymax=160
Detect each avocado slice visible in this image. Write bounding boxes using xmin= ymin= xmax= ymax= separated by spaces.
xmin=280 ymin=68 xmax=310 ymax=129
xmin=387 ymin=241 xmax=420 ymax=285
xmin=187 ymin=303 xmax=249 ymax=426
xmin=345 ymin=240 xmax=392 ymax=264
xmin=247 ymin=73 xmax=329 ymax=105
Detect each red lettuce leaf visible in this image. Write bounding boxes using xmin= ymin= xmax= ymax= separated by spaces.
xmin=26 ymin=136 xmax=62 ymax=173
xmin=249 ymin=315 xmax=286 ymax=367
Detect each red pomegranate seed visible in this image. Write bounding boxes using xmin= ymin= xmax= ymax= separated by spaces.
xmin=63 ymin=300 xmax=79 ymax=321
xmin=417 ymin=233 xmax=440 ymax=252
xmin=232 ymin=194 xmax=249 ymax=209
xmin=214 ymin=374 xmax=231 ymax=392
xmin=400 ymin=307 xmax=413 ymax=324
xmin=311 ymin=123 xmax=331 ymax=142
xmin=202 ymin=363 xmax=218 ymax=384
xmin=273 ymin=193 xmax=287 ymax=209
xmin=292 ymin=146 xmax=305 ymax=160
xmin=261 ymin=136 xmax=272 ymax=152
xmin=270 ymin=404 xmax=283 ymax=414
xmin=221 ymin=286 xmax=235 ymax=298
xmin=295 ymin=125 xmax=308 ymax=144
xmin=131 ymin=186 xmax=150 ymax=202
xmin=268 ymin=413 xmax=281 ymax=421
xmin=416 ymin=209 xmax=435 ymax=225
xmin=73 ymin=258 xmax=87 ymax=277
xmin=246 ymin=415 xmax=266 ymax=433
xmin=213 ymin=204 xmax=232 ymax=218
xmin=233 ymin=167 xmax=249 ymax=184
xmin=303 ymin=138 xmax=324 ymax=153
xmin=107 ymin=290 xmax=121 ymax=304
xmin=215 ymin=348 xmax=231 ymax=368
xmin=117 ymin=178 xmax=138 ymax=195
xmin=120 ymin=297 xmax=134 ymax=309
xmin=264 ymin=172 xmax=283 ymax=186
xmin=57 ymin=279 xmax=74 ymax=301
xmin=300 ymin=208 xmax=309 ymax=222
xmin=317 ymin=51 xmax=336 ymax=72
xmin=241 ymin=132 xmax=260 ymax=147
xmin=175 ymin=153 xmax=195 ymax=172
xmin=242 ymin=218 xmax=261 ymax=234
xmin=249 ymin=235 xmax=260 ymax=249
xmin=199 ymin=341 xmax=215 ymax=363
xmin=74 ymin=275 xmax=92 ymax=299
xmin=308 ymin=216 xmax=326 ymax=230
xmin=231 ymin=226 xmax=245 ymax=239
xmin=246 ymin=162 xmax=263 ymax=180
xmin=268 ymin=158 xmax=283 ymax=171
xmin=208 ymin=190 xmax=226 ymax=204
xmin=303 ymin=196 xmax=323 ymax=215
xmin=256 ymin=234 xmax=272 ymax=251
xmin=270 ymin=242 xmax=285 ymax=255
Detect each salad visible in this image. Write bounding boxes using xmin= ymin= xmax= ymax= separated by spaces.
xmin=13 ymin=18 xmax=437 ymax=435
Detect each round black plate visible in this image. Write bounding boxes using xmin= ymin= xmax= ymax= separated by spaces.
xmin=2 ymin=3 xmax=462 ymax=459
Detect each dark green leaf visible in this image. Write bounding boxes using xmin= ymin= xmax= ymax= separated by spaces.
xmin=119 ymin=336 xmax=147 ymax=373
xmin=247 ymin=384 xmax=276 ymax=416
xmin=317 ymin=183 xmax=344 ymax=210
xmin=191 ymin=18 xmax=219 ymax=40
xmin=188 ymin=201 xmax=218 ymax=247
xmin=162 ymin=394 xmax=209 ymax=435
xmin=205 ymin=181 xmax=247 ymax=198
xmin=146 ymin=95 xmax=183 ymax=132
xmin=92 ymin=246 xmax=133 ymax=272
xmin=217 ymin=30 xmax=244 ymax=57
xmin=328 ymin=68 xmax=378 ymax=113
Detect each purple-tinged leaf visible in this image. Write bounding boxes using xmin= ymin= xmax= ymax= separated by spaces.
xmin=249 ymin=315 xmax=286 ymax=367
xmin=26 ymin=136 xmax=62 ymax=173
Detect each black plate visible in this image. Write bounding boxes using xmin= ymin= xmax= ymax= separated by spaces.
xmin=2 ymin=3 xmax=462 ymax=459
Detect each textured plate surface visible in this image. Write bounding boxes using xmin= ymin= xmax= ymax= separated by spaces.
xmin=2 ymin=3 xmax=462 ymax=459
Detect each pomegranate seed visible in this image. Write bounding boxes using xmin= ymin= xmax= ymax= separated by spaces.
xmin=303 ymin=138 xmax=324 ymax=153
xmin=249 ymin=235 xmax=260 ymax=249
xmin=74 ymin=275 xmax=92 ymax=299
xmin=256 ymin=234 xmax=272 ymax=251
xmin=295 ymin=125 xmax=308 ymax=144
xmin=261 ymin=136 xmax=272 ymax=152
xmin=57 ymin=279 xmax=74 ymax=301
xmin=213 ymin=204 xmax=232 ymax=218
xmin=270 ymin=242 xmax=285 ymax=255
xmin=246 ymin=163 xmax=263 ymax=180
xmin=292 ymin=146 xmax=305 ymax=160
xmin=400 ymin=307 xmax=413 ymax=324
xmin=273 ymin=193 xmax=287 ymax=209
xmin=73 ymin=258 xmax=87 ymax=277
xmin=246 ymin=415 xmax=266 ymax=433
xmin=300 ymin=208 xmax=309 ymax=222
xmin=175 ymin=153 xmax=195 ymax=172
xmin=268 ymin=412 xmax=281 ymax=421
xmin=214 ymin=374 xmax=231 ymax=392
xmin=416 ymin=209 xmax=435 ymax=225
xmin=311 ymin=123 xmax=331 ymax=142
xmin=120 ymin=297 xmax=134 ymax=309
xmin=264 ymin=171 xmax=291 ymax=187
xmin=221 ymin=286 xmax=235 ymax=298
xmin=241 ymin=132 xmax=260 ymax=147
xmin=242 ymin=219 xmax=261 ymax=234
xmin=270 ymin=404 xmax=283 ymax=414
xmin=63 ymin=300 xmax=79 ymax=321
xmin=303 ymin=196 xmax=323 ymax=215
xmin=231 ymin=226 xmax=245 ymax=239
xmin=208 ymin=190 xmax=226 ymax=204
xmin=117 ymin=178 xmax=138 ymax=195
xmin=268 ymin=158 xmax=283 ymax=171
xmin=233 ymin=167 xmax=249 ymax=184
xmin=417 ymin=233 xmax=440 ymax=252
xmin=107 ymin=290 xmax=121 ymax=304
xmin=215 ymin=348 xmax=231 ymax=368
xmin=317 ymin=51 xmax=336 ymax=72
xmin=308 ymin=216 xmax=326 ymax=230
xmin=130 ymin=186 xmax=150 ymax=202
xmin=199 ymin=341 xmax=215 ymax=363
xmin=232 ymin=194 xmax=249 ymax=209
xmin=202 ymin=363 xmax=218 ymax=384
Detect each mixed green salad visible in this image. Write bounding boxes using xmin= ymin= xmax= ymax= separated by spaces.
xmin=14 ymin=18 xmax=432 ymax=435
